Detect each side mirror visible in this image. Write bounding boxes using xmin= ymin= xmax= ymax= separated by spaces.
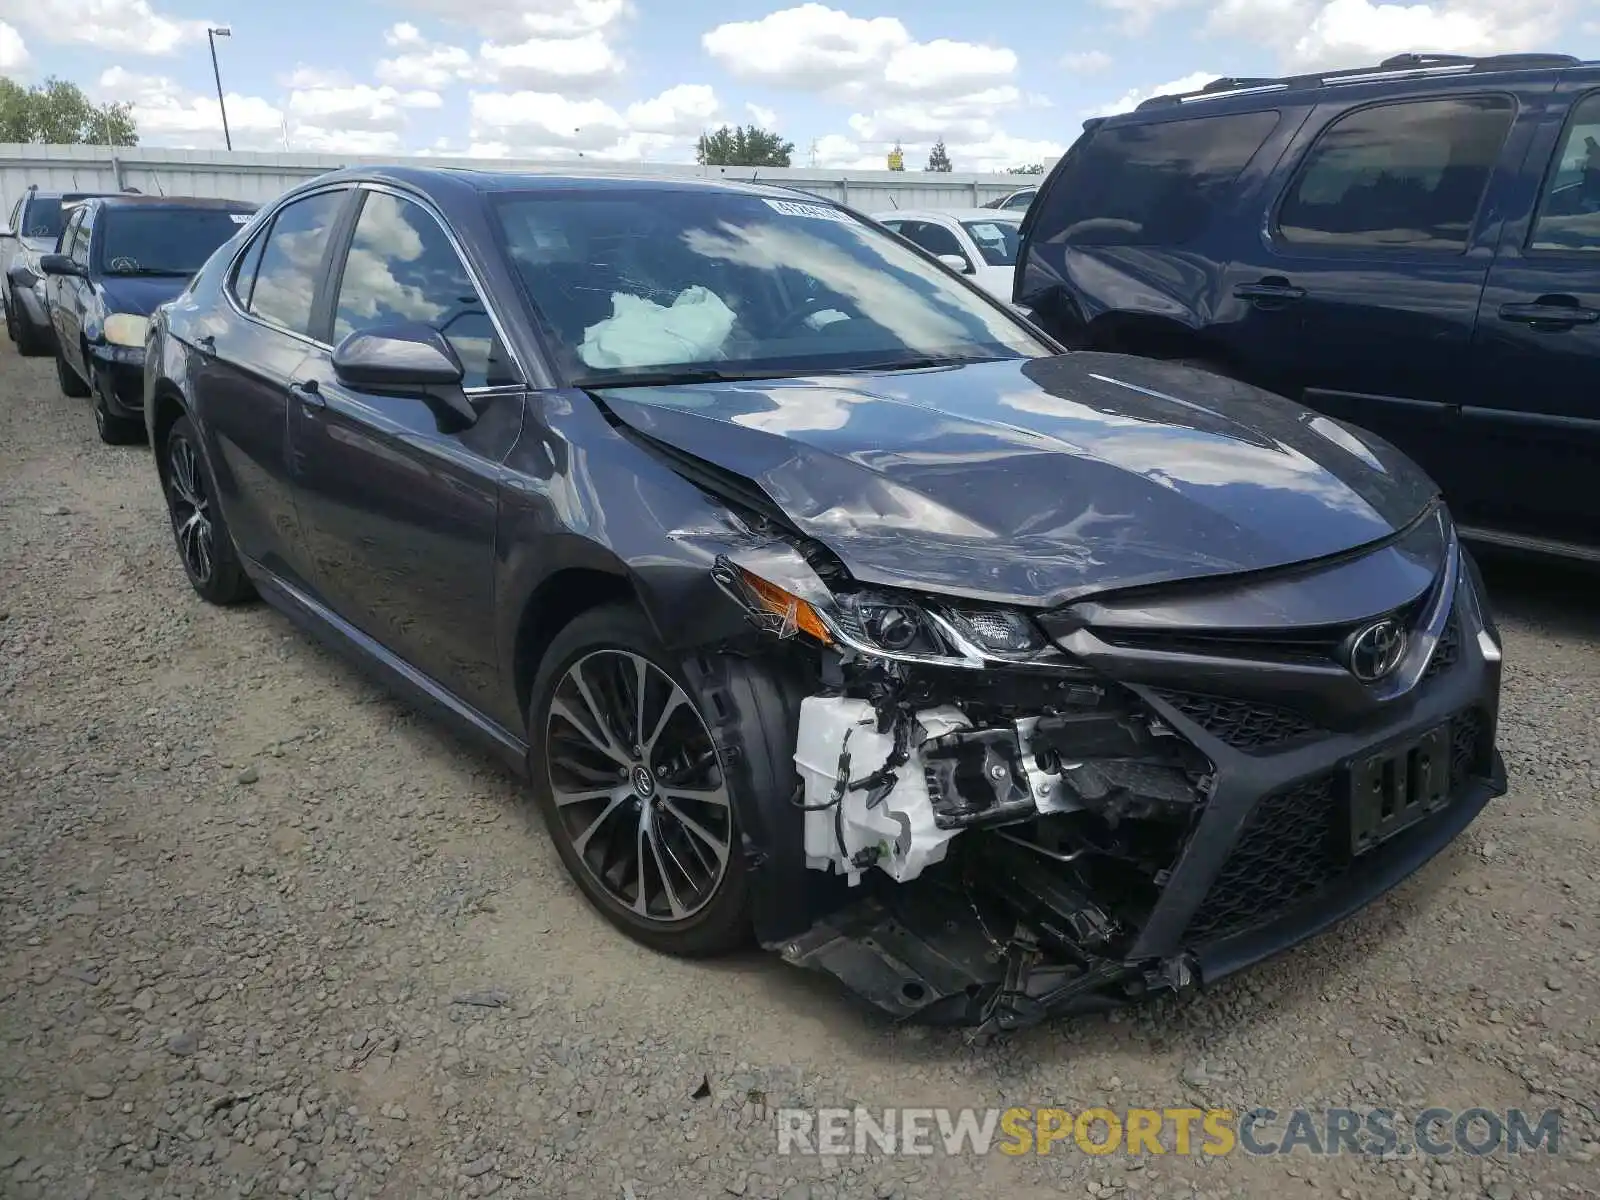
xmin=332 ymin=322 xmax=477 ymax=426
xmin=937 ymin=253 xmax=974 ymax=275
xmin=39 ymin=254 xmax=84 ymax=277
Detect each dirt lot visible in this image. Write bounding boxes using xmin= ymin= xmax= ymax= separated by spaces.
xmin=1 ymin=347 xmax=1598 ymax=1200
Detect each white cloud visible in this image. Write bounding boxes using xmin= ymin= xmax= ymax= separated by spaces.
xmin=475 ymin=31 xmax=624 ymax=91
xmin=1061 ymin=50 xmax=1113 ymax=73
xmin=392 ymin=0 xmax=629 ymax=39
xmin=279 ymin=65 xmax=351 ymax=90
xmin=376 ymin=23 xmax=473 ymax=89
xmin=1094 ymin=0 xmax=1195 ymax=36
xmin=0 ymin=20 xmax=27 ymax=76
xmin=746 ymin=102 xmax=778 ymax=128
xmin=96 ymin=66 xmax=284 ymax=150
xmin=0 ymin=0 xmax=207 ymax=55
xmin=469 ymin=83 xmax=721 ymax=161
xmin=703 ymin=4 xmax=1015 ymax=102
xmin=849 ymin=87 xmax=1023 ymax=141
xmin=1087 ymin=70 xmax=1219 ymax=117
xmin=288 ymin=84 xmax=442 ymax=134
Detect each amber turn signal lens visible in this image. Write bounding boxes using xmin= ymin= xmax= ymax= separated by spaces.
xmin=736 ymin=568 xmax=834 ymax=645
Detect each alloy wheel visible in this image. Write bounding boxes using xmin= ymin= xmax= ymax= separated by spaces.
xmin=545 ymin=650 xmax=732 ymax=923
xmin=166 ymin=432 xmax=215 ymax=584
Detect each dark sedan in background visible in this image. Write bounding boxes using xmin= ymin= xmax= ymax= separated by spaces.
xmin=141 ymin=166 xmax=1505 ymax=1032
xmin=42 ymin=195 xmax=256 ymax=443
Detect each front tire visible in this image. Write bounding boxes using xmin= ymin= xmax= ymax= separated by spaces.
xmin=8 ymin=286 xmax=48 ymax=357
xmin=528 ymin=605 xmax=753 ymax=956
xmin=55 ymin=346 xmax=89 ymax=397
xmin=160 ymin=414 xmax=254 ymax=605
xmin=93 ymin=373 xmax=144 ymax=445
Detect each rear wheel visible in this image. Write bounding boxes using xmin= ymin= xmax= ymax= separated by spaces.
xmin=528 ymin=605 xmax=753 ymax=956
xmin=8 ymin=285 xmax=48 ymax=356
xmin=55 ymin=346 xmax=89 ymax=397
xmin=160 ymin=414 xmax=254 ymax=605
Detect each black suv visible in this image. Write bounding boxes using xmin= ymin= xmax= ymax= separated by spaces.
xmin=1017 ymin=52 xmax=1600 ymax=562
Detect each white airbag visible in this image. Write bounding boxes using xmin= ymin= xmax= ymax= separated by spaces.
xmin=578 ymin=286 xmax=736 ymax=369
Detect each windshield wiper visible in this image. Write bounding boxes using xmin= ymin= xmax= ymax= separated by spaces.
xmin=105 ymin=268 xmax=192 ymax=277
xmin=573 ymin=366 xmax=802 ymax=389
xmin=829 ymin=353 xmax=1011 ymax=373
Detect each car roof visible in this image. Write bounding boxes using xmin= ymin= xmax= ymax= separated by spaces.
xmin=298 ymin=163 xmax=845 ymax=204
xmin=872 ymin=208 xmax=1023 ymax=222
xmin=1102 ymin=51 xmax=1597 ymax=123
xmin=72 ymin=195 xmax=258 ymax=211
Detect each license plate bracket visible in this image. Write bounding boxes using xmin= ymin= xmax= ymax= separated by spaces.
xmin=1347 ymin=722 xmax=1452 ymax=856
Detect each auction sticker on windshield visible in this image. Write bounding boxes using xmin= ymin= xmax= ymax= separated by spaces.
xmin=763 ymin=199 xmax=854 ymax=222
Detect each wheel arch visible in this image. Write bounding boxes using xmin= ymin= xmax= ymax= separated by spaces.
xmin=510 ymin=564 xmax=642 ymax=724
xmin=147 ymin=382 xmax=189 ymax=477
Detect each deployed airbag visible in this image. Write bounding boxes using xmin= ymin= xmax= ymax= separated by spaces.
xmin=578 ymin=286 xmax=736 ymax=369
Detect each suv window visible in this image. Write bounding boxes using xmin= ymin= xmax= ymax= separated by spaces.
xmin=22 ymin=196 xmax=66 ymax=241
xmin=1278 ymin=96 xmax=1515 ymax=251
xmin=1529 ymin=92 xmax=1600 ymax=253
xmin=65 ymin=209 xmax=90 ymax=264
xmin=246 ymin=190 xmax=346 ymax=336
xmin=1033 ymin=112 xmax=1280 ymax=247
xmin=331 ymin=190 xmax=514 ymax=389
xmin=898 ymin=220 xmax=966 ymax=260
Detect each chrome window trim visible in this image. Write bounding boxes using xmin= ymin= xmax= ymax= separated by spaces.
xmin=221 ymin=182 xmax=352 ymax=352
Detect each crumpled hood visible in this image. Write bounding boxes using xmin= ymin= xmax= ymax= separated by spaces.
xmin=597 ymin=353 xmax=1438 ymax=606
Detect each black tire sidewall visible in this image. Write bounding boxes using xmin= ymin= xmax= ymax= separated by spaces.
xmin=527 ymin=604 xmax=752 ymax=956
xmin=161 ymin=414 xmax=251 ymax=604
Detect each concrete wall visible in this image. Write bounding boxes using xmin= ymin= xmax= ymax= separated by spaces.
xmin=0 ymin=144 xmax=1045 ymax=220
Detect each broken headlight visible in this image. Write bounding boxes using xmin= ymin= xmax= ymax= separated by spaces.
xmin=716 ymin=557 xmax=1066 ymax=669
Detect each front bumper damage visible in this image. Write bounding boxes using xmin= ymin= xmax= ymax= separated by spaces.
xmin=715 ymin=508 xmax=1507 ymax=1034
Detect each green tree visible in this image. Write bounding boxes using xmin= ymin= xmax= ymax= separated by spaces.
xmin=0 ymin=77 xmax=137 ymax=145
xmin=1007 ymin=161 xmax=1045 ymax=175
xmin=695 ymin=124 xmax=793 ymax=167
xmin=926 ymin=139 xmax=952 ymax=172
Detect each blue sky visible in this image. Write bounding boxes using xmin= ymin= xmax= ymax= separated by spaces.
xmin=1 ymin=1 xmax=1596 ymax=171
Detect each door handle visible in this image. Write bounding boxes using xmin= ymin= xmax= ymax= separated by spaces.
xmin=288 ymin=379 xmax=325 ymax=409
xmin=1234 ymin=278 xmax=1306 ymax=304
xmin=1497 ymin=300 xmax=1600 ymax=329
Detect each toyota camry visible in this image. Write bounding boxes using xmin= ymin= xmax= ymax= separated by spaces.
xmin=142 ymin=167 xmax=1506 ymax=1032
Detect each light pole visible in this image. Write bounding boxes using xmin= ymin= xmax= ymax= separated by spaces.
xmin=207 ymin=25 xmax=233 ymax=150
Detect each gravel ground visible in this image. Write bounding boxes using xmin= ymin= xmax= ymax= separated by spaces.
xmin=1 ymin=347 xmax=1598 ymax=1200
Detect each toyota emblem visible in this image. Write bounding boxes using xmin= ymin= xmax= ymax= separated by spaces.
xmin=1344 ymin=618 xmax=1408 ymax=682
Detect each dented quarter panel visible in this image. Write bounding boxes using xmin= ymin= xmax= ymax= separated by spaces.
xmin=597 ymin=352 xmax=1438 ymax=608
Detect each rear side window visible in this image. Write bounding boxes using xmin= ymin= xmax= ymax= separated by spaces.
xmin=1277 ymin=96 xmax=1515 ymax=251
xmin=1528 ymin=91 xmax=1600 ymax=253
xmin=246 ymin=189 xmax=346 ymax=336
xmin=1031 ymin=111 xmax=1281 ymax=247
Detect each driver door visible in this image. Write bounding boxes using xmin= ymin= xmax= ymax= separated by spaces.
xmin=287 ymin=186 xmax=524 ymax=719
xmin=49 ymin=206 xmax=93 ymax=373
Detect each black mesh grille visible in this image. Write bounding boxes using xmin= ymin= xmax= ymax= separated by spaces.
xmin=1420 ymin=611 xmax=1461 ymax=685
xmin=1184 ymin=774 xmax=1341 ymax=942
xmin=1185 ymin=708 xmax=1488 ymax=943
xmin=1151 ymin=690 xmax=1316 ymax=751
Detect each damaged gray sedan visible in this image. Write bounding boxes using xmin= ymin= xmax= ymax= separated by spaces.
xmin=143 ymin=168 xmax=1507 ymax=1033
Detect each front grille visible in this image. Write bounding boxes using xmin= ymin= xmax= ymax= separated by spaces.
xmin=1184 ymin=774 xmax=1341 ymax=942
xmin=1151 ymin=690 xmax=1316 ymax=751
xmin=1184 ymin=707 xmax=1488 ymax=943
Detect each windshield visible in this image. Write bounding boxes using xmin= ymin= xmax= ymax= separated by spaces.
xmin=97 ymin=208 xmax=251 ymax=276
xmin=961 ymin=219 xmax=1021 ymax=266
xmin=22 ymin=198 xmax=64 ymax=240
xmin=489 ymin=189 xmax=1046 ymax=383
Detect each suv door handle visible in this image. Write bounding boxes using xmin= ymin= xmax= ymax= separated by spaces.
xmin=1234 ymin=278 xmax=1306 ymax=304
xmin=1498 ymin=299 xmax=1600 ymax=329
xmin=288 ymin=379 xmax=325 ymax=409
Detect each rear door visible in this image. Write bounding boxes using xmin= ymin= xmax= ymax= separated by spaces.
xmin=287 ymin=185 xmax=523 ymax=716
xmin=49 ymin=206 xmax=94 ymax=370
xmin=1464 ymin=82 xmax=1600 ymax=547
xmin=194 ymin=185 xmax=352 ymax=590
xmin=1223 ymin=88 xmax=1541 ymax=506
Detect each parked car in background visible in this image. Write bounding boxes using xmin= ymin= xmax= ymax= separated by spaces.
xmin=873 ymin=208 xmax=1023 ymax=301
xmin=1018 ymin=51 xmax=1600 ymax=563
xmin=141 ymin=166 xmax=1504 ymax=1032
xmin=2 ymin=186 xmax=118 ymax=356
xmin=41 ymin=195 xmax=257 ymax=444
xmin=982 ymin=185 xmax=1038 ymax=212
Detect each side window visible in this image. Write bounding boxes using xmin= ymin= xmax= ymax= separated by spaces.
xmin=1278 ymin=96 xmax=1515 ymax=251
xmin=247 ymin=189 xmax=346 ymax=336
xmin=230 ymin=225 xmax=269 ymax=309
xmin=331 ymin=190 xmax=515 ymax=389
xmin=902 ymin=220 xmax=965 ymax=258
xmin=1004 ymin=189 xmax=1034 ymax=211
xmin=63 ymin=210 xmax=87 ymax=261
xmin=1031 ymin=111 xmax=1281 ymax=247
xmin=1528 ymin=92 xmax=1600 ymax=253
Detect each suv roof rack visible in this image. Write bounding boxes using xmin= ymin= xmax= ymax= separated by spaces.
xmin=1134 ymin=51 xmax=1583 ymax=111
